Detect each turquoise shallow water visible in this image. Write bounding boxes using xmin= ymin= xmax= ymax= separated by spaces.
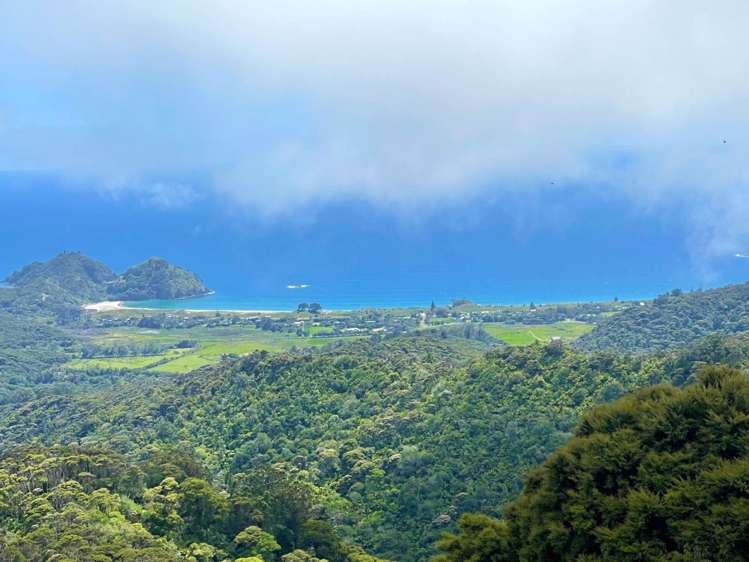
xmin=124 ymin=280 xmax=667 ymax=312
xmin=122 ymin=291 xmax=620 ymax=312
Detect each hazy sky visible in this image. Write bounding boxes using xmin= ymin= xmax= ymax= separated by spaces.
xmin=2 ymin=1 xmax=748 ymax=266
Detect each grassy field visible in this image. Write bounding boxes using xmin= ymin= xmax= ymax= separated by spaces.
xmin=308 ymin=325 xmax=335 ymax=335
xmin=66 ymin=350 xmax=186 ymax=371
xmin=484 ymin=321 xmax=593 ymax=346
xmin=66 ymin=317 xmax=592 ymax=374
xmin=67 ymin=325 xmax=357 ymax=374
xmin=149 ymin=353 xmax=215 ymax=373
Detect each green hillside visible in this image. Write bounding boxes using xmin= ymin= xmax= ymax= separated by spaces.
xmin=3 ymin=334 xmax=748 ymax=560
xmin=577 ymin=283 xmax=749 ymax=353
xmin=0 ymin=310 xmax=76 ymax=403
xmin=436 ymin=365 xmax=749 ymax=561
xmin=2 ymin=252 xmax=116 ymax=320
xmin=107 ymin=257 xmax=209 ymax=300
xmin=5 ymin=251 xmax=116 ymax=300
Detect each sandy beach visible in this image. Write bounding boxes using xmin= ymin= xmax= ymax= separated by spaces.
xmin=83 ymin=300 xmax=285 ymax=314
xmin=83 ymin=301 xmax=125 ymax=312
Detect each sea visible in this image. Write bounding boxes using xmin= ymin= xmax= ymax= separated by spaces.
xmin=122 ymin=271 xmax=680 ymax=312
xmin=3 ymin=179 xmax=749 ymax=312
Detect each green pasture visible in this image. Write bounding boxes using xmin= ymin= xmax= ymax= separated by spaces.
xmin=484 ymin=321 xmax=593 ymax=346
xmin=67 ymin=324 xmax=358 ymax=374
xmin=66 ymin=349 xmax=187 ymax=371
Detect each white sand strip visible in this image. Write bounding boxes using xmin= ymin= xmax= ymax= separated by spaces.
xmin=83 ymin=301 xmax=124 ymax=312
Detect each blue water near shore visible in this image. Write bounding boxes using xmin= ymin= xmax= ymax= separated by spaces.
xmin=3 ymin=179 xmax=749 ymax=312
xmin=125 ymin=255 xmax=748 ymax=312
xmin=124 ymin=278 xmax=655 ymax=312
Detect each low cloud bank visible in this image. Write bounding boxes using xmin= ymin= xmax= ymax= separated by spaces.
xmin=1 ymin=1 xmax=748 ymax=257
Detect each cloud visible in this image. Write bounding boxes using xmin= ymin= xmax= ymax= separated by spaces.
xmin=1 ymin=1 xmax=749 ymax=254
xmin=136 ymin=182 xmax=200 ymax=210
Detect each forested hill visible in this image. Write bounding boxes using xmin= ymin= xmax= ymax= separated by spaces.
xmin=576 ymin=282 xmax=749 ymax=353
xmin=3 ymin=334 xmax=749 ymax=560
xmin=2 ymin=252 xmax=208 ymax=317
xmin=106 ymin=256 xmax=208 ymax=300
xmin=5 ymin=251 xmax=116 ymax=301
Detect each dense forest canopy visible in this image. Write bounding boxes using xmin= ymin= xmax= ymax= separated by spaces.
xmin=0 ymin=445 xmax=385 ymax=562
xmin=6 ymin=251 xmax=116 ymax=300
xmin=106 ymin=257 xmax=209 ymax=300
xmin=577 ymin=283 xmax=749 ymax=353
xmin=3 ymin=333 xmax=749 ymax=560
xmin=0 ymin=310 xmax=74 ymax=404
xmin=435 ymin=366 xmax=749 ymax=561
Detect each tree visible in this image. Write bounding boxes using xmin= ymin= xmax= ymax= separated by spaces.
xmin=234 ymin=525 xmax=281 ymax=560
xmin=232 ymin=468 xmax=313 ymax=551
xmin=143 ymin=477 xmax=185 ymax=538
xmin=434 ymin=514 xmax=512 ymax=562
xmin=185 ymin=542 xmax=224 ymax=562
xmin=297 ymin=303 xmax=309 ymax=313
xmin=281 ymin=550 xmax=326 ymax=562
xmin=178 ymin=478 xmax=229 ymax=541
xmin=301 ymin=520 xmax=347 ymax=562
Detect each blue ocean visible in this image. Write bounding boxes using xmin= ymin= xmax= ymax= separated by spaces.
xmin=2 ymin=179 xmax=748 ymax=311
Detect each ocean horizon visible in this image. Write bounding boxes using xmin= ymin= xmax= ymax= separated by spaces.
xmin=121 ymin=282 xmax=696 ymax=312
xmin=4 ymin=183 xmax=749 ymax=313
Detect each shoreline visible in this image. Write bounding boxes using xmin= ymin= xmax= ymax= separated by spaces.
xmin=81 ymin=292 xmax=646 ymax=315
xmin=83 ymin=300 xmax=285 ymax=314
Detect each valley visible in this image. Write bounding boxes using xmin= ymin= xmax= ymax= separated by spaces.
xmin=63 ymin=309 xmax=596 ymax=374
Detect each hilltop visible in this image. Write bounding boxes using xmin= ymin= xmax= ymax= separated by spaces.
xmin=5 ymin=251 xmax=116 ymax=301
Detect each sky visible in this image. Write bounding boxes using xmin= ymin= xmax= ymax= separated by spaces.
xmin=2 ymin=1 xmax=749 ymax=301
